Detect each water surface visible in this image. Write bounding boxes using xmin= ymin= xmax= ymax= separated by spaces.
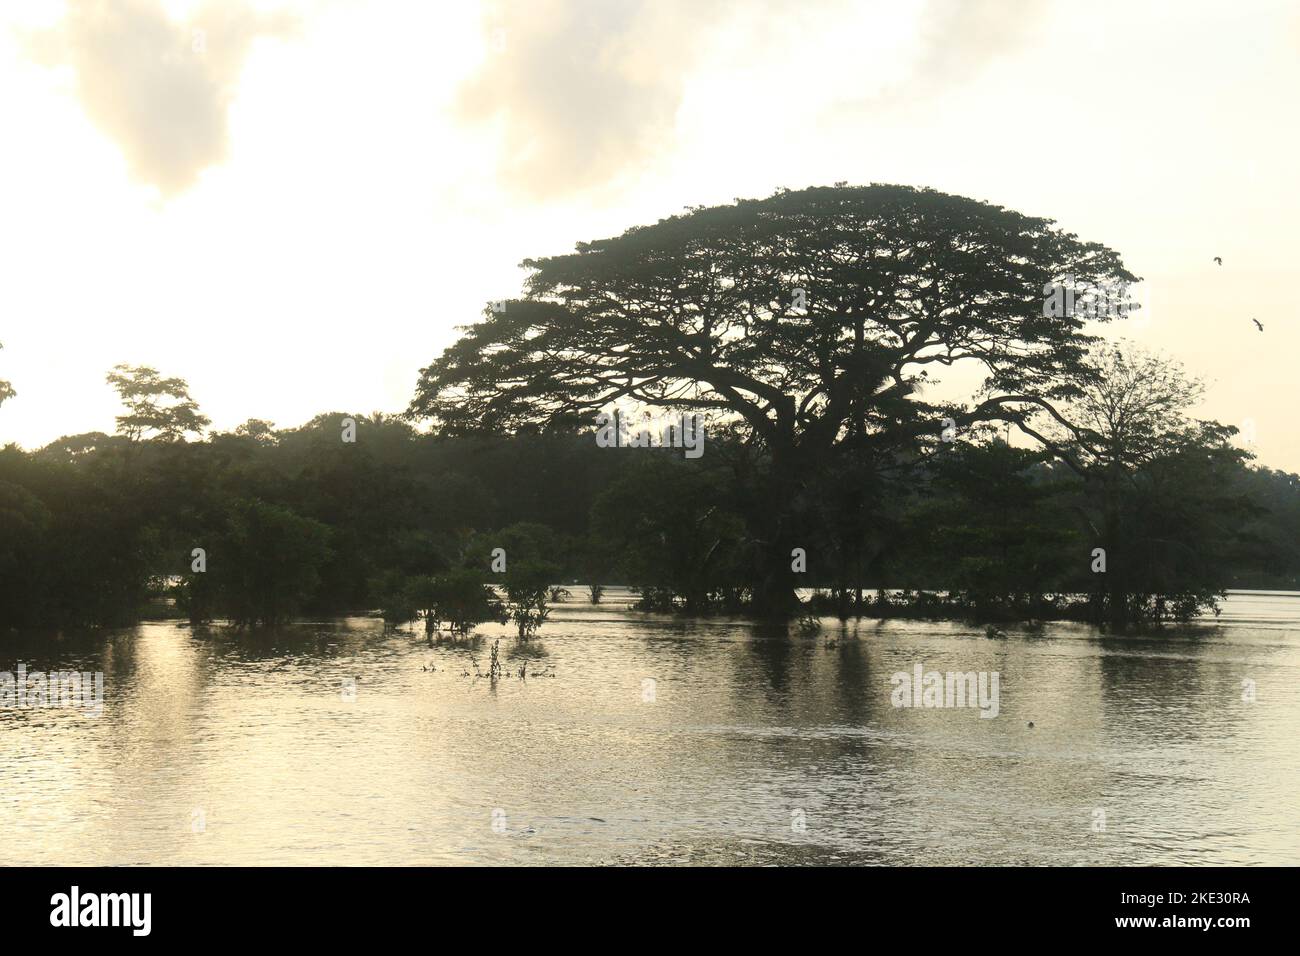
xmin=3 ymin=590 xmax=1297 ymax=865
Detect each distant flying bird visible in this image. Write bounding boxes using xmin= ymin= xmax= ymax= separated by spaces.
xmin=1214 ymin=257 xmax=1223 ymax=266
xmin=1252 ymin=318 xmax=1264 ymax=332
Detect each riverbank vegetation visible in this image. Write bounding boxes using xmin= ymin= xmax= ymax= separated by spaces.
xmin=1 ymin=405 xmax=1295 ymax=631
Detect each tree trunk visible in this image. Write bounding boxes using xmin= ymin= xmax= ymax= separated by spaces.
xmin=750 ymin=441 xmax=806 ymax=620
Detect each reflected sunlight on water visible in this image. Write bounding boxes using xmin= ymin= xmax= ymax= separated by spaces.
xmin=2 ymin=590 xmax=1297 ymax=865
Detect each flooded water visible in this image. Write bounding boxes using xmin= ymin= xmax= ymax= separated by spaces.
xmin=2 ymin=590 xmax=1297 ymax=865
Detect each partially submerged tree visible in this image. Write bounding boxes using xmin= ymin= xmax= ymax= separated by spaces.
xmin=178 ymin=499 xmax=332 ymax=626
xmin=1020 ymin=345 xmax=1252 ymax=624
xmin=502 ymin=560 xmax=559 ymax=640
xmin=465 ymin=522 xmax=563 ymax=639
xmin=408 ymin=184 xmax=1136 ymax=615
xmin=407 ymin=568 xmax=504 ymax=638
xmin=106 ymin=364 xmax=211 ymax=441
xmin=898 ymin=442 xmax=1081 ymax=619
xmin=590 ymin=454 xmax=747 ymax=612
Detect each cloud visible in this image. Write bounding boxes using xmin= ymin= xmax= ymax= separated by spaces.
xmin=912 ymin=0 xmax=1048 ymax=90
xmin=28 ymin=0 xmax=294 ymax=196
xmin=456 ymin=0 xmax=1047 ymax=200
xmin=827 ymin=0 xmax=1049 ymax=119
xmin=457 ymin=0 xmax=745 ymax=200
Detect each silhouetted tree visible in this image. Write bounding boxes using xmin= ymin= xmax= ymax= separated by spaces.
xmin=404 ymin=569 xmax=504 ymax=637
xmin=106 ymin=364 xmax=211 ymax=441
xmin=502 ymin=561 xmax=558 ymax=639
xmin=1020 ymin=345 xmax=1253 ymax=624
xmin=407 ymin=184 xmax=1136 ymax=615
xmin=590 ymin=454 xmax=747 ymax=612
xmin=1226 ymin=467 xmax=1300 ymax=588
xmin=898 ymin=442 xmax=1081 ymax=618
xmin=233 ymin=418 xmax=278 ymax=444
xmin=180 ymin=499 xmax=331 ymax=626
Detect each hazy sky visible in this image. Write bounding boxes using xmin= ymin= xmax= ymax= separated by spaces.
xmin=1 ymin=0 xmax=1297 ymax=469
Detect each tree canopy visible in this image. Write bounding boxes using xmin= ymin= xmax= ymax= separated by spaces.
xmin=410 ymin=184 xmax=1135 ymax=443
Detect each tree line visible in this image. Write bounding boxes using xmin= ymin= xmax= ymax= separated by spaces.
xmin=0 ymin=390 xmax=1295 ymax=632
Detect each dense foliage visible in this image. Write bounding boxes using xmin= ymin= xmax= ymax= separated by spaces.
xmin=1 ymin=411 xmax=1296 ymax=631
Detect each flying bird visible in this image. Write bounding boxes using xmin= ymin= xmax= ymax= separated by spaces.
xmin=1214 ymin=257 xmax=1223 ymax=266
xmin=1252 ymin=318 xmax=1263 ymax=332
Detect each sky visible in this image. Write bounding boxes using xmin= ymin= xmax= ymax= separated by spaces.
xmin=1 ymin=0 xmax=1297 ymax=469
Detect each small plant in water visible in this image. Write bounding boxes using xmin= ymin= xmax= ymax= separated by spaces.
xmin=796 ymin=610 xmax=822 ymax=635
xmin=464 ymin=648 xmax=499 ymax=679
xmin=463 ymin=639 xmax=553 ymax=681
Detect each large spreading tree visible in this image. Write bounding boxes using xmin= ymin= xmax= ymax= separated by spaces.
xmin=407 ymin=184 xmax=1137 ymax=615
